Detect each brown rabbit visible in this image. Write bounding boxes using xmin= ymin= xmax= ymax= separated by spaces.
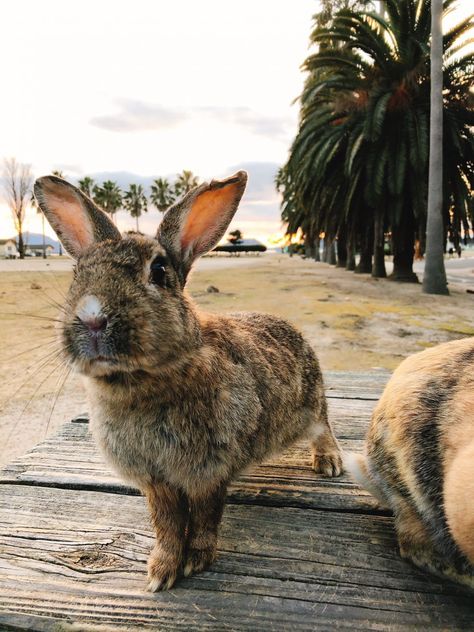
xmin=346 ymin=338 xmax=474 ymax=589
xmin=34 ymin=171 xmax=343 ymax=591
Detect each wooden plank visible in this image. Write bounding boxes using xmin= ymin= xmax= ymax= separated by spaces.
xmin=0 ymin=484 xmax=473 ymax=630
xmin=324 ymin=370 xmax=389 ymax=400
xmin=0 ymin=407 xmax=380 ymax=513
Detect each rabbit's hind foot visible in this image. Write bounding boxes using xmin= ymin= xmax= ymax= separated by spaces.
xmin=310 ymin=418 xmax=343 ymax=477
xmin=312 ymin=451 xmax=343 ymax=477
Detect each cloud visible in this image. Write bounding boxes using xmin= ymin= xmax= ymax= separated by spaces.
xmin=90 ymin=99 xmax=187 ymax=132
xmin=90 ymin=99 xmax=292 ymax=140
xmin=226 ymin=161 xmax=280 ymax=202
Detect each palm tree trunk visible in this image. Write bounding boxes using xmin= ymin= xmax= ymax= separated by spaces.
xmin=322 ymin=236 xmax=328 ymax=262
xmin=313 ymin=237 xmax=321 ymax=262
xmin=135 ymin=215 xmax=139 ymax=232
xmin=336 ymin=226 xmax=347 ymax=268
xmin=422 ymin=0 xmax=448 ymax=295
xmin=346 ymin=229 xmax=356 ymax=271
xmin=372 ymin=212 xmax=386 ymax=278
xmin=327 ymin=239 xmax=337 ymax=265
xmin=304 ymin=232 xmax=314 ymax=259
xmin=355 ymin=224 xmax=373 ymax=273
xmin=390 ymin=207 xmax=418 ymax=282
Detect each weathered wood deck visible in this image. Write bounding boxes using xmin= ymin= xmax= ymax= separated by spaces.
xmin=0 ymin=371 xmax=473 ymax=631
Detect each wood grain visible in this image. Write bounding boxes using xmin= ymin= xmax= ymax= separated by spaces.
xmin=1 ymin=371 xmax=472 ymax=631
xmin=0 ymin=484 xmax=472 ymax=631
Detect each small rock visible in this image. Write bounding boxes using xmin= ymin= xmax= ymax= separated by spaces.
xmin=206 ymin=285 xmax=220 ymax=293
xmin=30 ymin=282 xmax=42 ymax=290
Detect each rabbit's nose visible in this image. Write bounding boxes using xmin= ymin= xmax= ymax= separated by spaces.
xmin=82 ymin=315 xmax=108 ymax=333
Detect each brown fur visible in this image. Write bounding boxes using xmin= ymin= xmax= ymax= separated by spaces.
xmin=347 ymin=338 xmax=474 ymax=589
xmin=34 ymin=172 xmax=342 ymax=591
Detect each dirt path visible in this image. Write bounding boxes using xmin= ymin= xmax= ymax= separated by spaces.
xmin=1 ymin=254 xmax=472 ymax=466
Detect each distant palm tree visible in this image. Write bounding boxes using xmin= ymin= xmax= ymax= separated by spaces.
xmin=174 ymin=170 xmax=199 ymax=198
xmin=228 ymin=229 xmax=243 ymax=244
xmin=93 ymin=180 xmax=122 ymax=223
xmin=123 ymin=184 xmax=148 ymax=232
xmin=78 ymin=176 xmax=95 ymax=198
xmin=150 ymin=177 xmax=175 ymax=213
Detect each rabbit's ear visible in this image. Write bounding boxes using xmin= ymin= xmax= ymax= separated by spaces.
xmin=34 ymin=175 xmax=121 ymax=259
xmin=157 ymin=171 xmax=247 ymax=282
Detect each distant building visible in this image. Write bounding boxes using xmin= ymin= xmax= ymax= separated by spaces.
xmin=24 ymin=244 xmax=54 ymax=257
xmin=0 ymin=239 xmax=18 ymax=259
xmin=213 ymin=238 xmax=267 ymax=254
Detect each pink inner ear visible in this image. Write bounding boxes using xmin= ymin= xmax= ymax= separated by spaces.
xmin=44 ymin=186 xmax=94 ymax=250
xmin=180 ymin=183 xmax=240 ymax=253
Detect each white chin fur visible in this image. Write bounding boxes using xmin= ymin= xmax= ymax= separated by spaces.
xmin=76 ymin=358 xmax=122 ymax=377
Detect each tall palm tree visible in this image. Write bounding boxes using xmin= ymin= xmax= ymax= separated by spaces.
xmin=78 ymin=176 xmax=95 ymax=198
xmin=123 ymin=184 xmax=148 ymax=232
xmin=279 ymin=0 xmax=474 ymax=283
xmin=174 ymin=170 xmax=199 ymax=198
xmin=93 ymin=180 xmax=122 ymax=223
xmin=150 ymin=177 xmax=175 ymax=213
xmin=423 ymin=0 xmax=448 ymax=295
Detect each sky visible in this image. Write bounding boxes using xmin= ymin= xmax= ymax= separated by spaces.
xmin=1 ymin=1 xmax=471 ymax=247
xmin=0 ymin=0 xmax=317 ymax=245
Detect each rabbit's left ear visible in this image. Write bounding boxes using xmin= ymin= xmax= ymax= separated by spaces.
xmin=157 ymin=171 xmax=247 ymax=283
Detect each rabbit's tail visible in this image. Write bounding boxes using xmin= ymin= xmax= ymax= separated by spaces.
xmin=344 ymin=451 xmax=388 ymax=507
xmin=444 ymin=440 xmax=474 ymax=564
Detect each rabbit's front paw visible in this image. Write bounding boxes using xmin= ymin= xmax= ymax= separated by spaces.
xmin=183 ymin=547 xmax=217 ymax=578
xmin=312 ymin=450 xmax=343 ymax=477
xmin=146 ymin=548 xmax=181 ymax=592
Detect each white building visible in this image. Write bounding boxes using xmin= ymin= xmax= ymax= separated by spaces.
xmin=0 ymin=239 xmax=18 ymax=259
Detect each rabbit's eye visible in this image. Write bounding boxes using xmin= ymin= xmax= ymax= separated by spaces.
xmin=150 ymin=256 xmax=167 ymax=287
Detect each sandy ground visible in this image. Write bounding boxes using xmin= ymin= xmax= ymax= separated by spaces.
xmin=1 ymin=253 xmax=473 ymax=466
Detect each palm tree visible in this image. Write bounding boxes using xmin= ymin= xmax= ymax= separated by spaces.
xmin=174 ymin=170 xmax=199 ymax=198
xmin=228 ymin=229 xmax=243 ymax=244
xmin=150 ymin=177 xmax=175 ymax=213
xmin=279 ymin=0 xmax=474 ymax=283
xmin=423 ymin=0 xmax=448 ymax=295
xmin=78 ymin=176 xmax=95 ymax=198
xmin=93 ymin=180 xmax=122 ymax=223
xmin=123 ymin=184 xmax=148 ymax=232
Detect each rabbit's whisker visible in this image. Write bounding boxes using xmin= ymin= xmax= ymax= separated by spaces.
xmin=43 ymin=363 xmax=73 ymax=439
xmin=4 ymin=347 xmax=65 ymax=404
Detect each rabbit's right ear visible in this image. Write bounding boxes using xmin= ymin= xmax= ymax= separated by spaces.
xmin=34 ymin=176 xmax=121 ymax=259
xmin=157 ymin=171 xmax=247 ymax=284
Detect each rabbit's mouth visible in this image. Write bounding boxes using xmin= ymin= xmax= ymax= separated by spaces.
xmin=75 ymin=354 xmax=126 ymax=377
